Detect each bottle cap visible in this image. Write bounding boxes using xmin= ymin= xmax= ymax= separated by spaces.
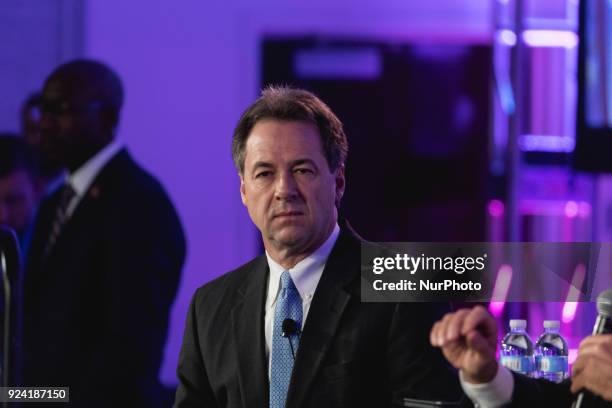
xmin=543 ymin=320 xmax=560 ymax=329
xmin=509 ymin=319 xmax=527 ymax=329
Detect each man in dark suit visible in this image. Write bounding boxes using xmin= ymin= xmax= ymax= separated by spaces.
xmin=174 ymin=86 xmax=464 ymax=407
xmin=22 ymin=59 xmax=186 ymax=407
xmin=431 ymin=305 xmax=612 ymax=407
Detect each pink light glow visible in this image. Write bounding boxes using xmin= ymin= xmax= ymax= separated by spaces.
xmin=562 ymin=302 xmax=579 ymax=324
xmin=489 ymin=264 xmax=513 ymax=317
xmin=565 ymin=201 xmax=579 ymax=218
xmin=568 ymin=348 xmax=578 ymax=365
xmin=488 ymin=199 xmax=504 ymax=218
xmin=562 ymin=263 xmax=586 ymax=323
xmin=489 ymin=301 xmax=505 ymax=316
xmin=522 ymin=30 xmax=579 ymax=48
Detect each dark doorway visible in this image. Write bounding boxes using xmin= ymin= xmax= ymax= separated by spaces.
xmin=262 ymin=37 xmax=492 ymax=242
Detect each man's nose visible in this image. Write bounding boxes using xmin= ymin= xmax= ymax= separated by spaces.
xmin=274 ymin=171 xmax=298 ymax=201
xmin=39 ymin=111 xmax=58 ymax=130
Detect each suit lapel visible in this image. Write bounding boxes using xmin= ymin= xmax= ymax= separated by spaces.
xmin=29 ymin=149 xmax=129 ymax=268
xmin=39 ymin=179 xmax=103 ymax=271
xmin=231 ymin=256 xmax=269 ymax=408
xmin=286 ymin=228 xmax=360 ymax=408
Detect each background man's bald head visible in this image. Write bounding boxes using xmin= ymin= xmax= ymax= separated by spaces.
xmin=45 ymin=59 xmax=124 ymax=112
xmin=40 ymin=59 xmax=125 ymax=171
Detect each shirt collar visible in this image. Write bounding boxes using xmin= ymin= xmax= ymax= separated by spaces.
xmin=266 ymin=223 xmax=340 ymax=302
xmin=68 ymin=139 xmax=124 ymax=196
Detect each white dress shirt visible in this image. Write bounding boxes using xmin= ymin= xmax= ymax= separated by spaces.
xmin=460 ymin=365 xmax=514 ymax=407
xmin=262 ymin=221 xmax=513 ymax=405
xmin=264 ymin=223 xmax=340 ymax=376
xmin=64 ymin=139 xmax=124 ymax=218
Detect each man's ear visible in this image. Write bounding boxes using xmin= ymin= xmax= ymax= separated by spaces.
xmin=334 ymin=164 xmax=345 ymax=206
xmin=101 ymin=108 xmax=119 ymax=135
xmin=240 ymin=174 xmax=247 ymax=206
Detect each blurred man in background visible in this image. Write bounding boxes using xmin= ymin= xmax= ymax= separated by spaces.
xmin=22 ymin=59 xmax=186 ymax=407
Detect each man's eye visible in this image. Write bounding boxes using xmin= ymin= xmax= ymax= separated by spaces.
xmin=295 ymin=168 xmax=314 ymax=175
xmin=255 ymin=171 xmax=271 ymax=178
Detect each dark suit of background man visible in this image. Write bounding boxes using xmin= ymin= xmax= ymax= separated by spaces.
xmin=22 ymin=59 xmax=186 ymax=407
xmin=174 ymin=86 xmax=465 ymax=407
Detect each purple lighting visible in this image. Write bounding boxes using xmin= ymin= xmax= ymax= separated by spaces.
xmin=294 ymin=48 xmax=381 ymax=80
xmin=562 ymin=263 xmax=586 ymax=323
xmin=562 ymin=302 xmax=579 ymax=324
xmin=496 ymin=29 xmax=516 ymax=47
xmin=565 ymin=201 xmax=579 ymax=218
xmin=489 ymin=264 xmax=513 ymax=317
xmin=518 ymin=134 xmax=575 ymax=153
xmin=522 ymin=30 xmax=579 ymax=49
xmin=488 ymin=199 xmax=504 ymax=218
xmin=578 ymin=202 xmax=591 ymax=218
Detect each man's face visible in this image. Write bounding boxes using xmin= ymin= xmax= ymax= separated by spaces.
xmin=0 ymin=170 xmax=38 ymax=237
xmin=240 ymin=120 xmax=345 ymax=257
xmin=39 ymin=79 xmax=104 ymax=170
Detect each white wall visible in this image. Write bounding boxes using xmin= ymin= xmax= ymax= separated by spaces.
xmin=0 ymin=0 xmax=83 ymax=132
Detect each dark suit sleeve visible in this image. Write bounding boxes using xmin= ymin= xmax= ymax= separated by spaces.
xmin=174 ymin=289 xmax=218 ymax=407
xmin=510 ymin=373 xmax=573 ymax=407
xmin=387 ymin=302 xmax=467 ymax=405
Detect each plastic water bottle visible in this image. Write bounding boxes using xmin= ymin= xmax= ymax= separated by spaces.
xmin=535 ymin=320 xmax=568 ymax=382
xmin=500 ymin=319 xmax=534 ymax=376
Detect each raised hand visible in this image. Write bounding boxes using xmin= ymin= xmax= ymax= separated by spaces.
xmin=430 ymin=305 xmax=499 ymax=384
xmin=570 ymin=334 xmax=612 ymax=401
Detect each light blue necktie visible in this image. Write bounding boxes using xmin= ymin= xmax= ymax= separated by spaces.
xmin=270 ymin=271 xmax=302 ymax=408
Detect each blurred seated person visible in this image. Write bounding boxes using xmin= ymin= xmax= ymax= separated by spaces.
xmin=0 ymin=134 xmax=41 ymax=249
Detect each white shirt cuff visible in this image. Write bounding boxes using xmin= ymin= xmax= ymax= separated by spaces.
xmin=459 ymin=365 xmax=514 ymax=408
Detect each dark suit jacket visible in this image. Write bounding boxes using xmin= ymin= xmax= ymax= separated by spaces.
xmin=511 ymin=373 xmax=612 ymax=407
xmin=174 ymin=222 xmax=464 ymax=407
xmin=22 ymin=149 xmax=186 ymax=407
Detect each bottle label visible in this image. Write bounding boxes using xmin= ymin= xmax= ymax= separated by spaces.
xmin=500 ymin=356 xmax=533 ymax=374
xmin=536 ymin=355 xmax=568 ymax=373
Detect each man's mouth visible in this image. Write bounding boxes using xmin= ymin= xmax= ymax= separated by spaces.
xmin=273 ymin=211 xmax=304 ymax=218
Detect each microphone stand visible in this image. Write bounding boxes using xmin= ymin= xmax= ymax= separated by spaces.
xmin=1 ymin=244 xmax=10 ymax=407
xmin=0 ymin=227 xmax=20 ymax=408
